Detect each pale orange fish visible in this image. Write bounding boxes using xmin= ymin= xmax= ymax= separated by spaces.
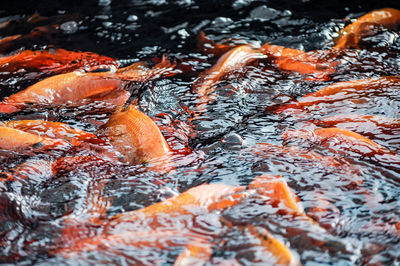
xmin=0 ymin=126 xmax=70 ymax=152
xmin=103 ymin=105 xmax=173 ymax=170
xmin=191 ymin=45 xmax=266 ymax=120
xmin=58 ymin=183 xmax=299 ymax=265
xmin=274 ymin=76 xmax=400 ymax=114
xmin=248 ymin=175 xmax=304 ymax=215
xmin=196 ymin=32 xmax=338 ymax=81
xmin=111 ymin=183 xmax=246 ymax=223
xmin=193 ymin=44 xmax=266 ymax=96
xmin=57 ymin=184 xmax=244 ymax=256
xmin=196 ymin=31 xmax=246 ymax=57
xmin=314 ymin=114 xmax=400 ymax=151
xmin=173 ymin=239 xmax=213 ymax=266
xmin=283 ymin=127 xmax=395 ymax=158
xmin=0 ymin=56 xmax=174 ymax=113
xmin=245 ymin=225 xmax=300 ymax=266
xmin=334 ymin=8 xmax=400 ymax=49
xmin=0 ymin=120 xmax=102 ymax=146
xmin=261 ymin=44 xmax=339 ymax=81
xmin=0 ymin=48 xmax=117 ymax=74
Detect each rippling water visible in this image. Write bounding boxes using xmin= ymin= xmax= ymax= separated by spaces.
xmin=1 ymin=0 xmax=400 ymax=264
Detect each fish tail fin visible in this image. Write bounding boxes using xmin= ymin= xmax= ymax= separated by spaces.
xmin=197 ymin=31 xmax=216 ymax=51
xmin=148 ymin=54 xmax=179 ymax=79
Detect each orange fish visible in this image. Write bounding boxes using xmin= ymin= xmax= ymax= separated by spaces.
xmin=103 ymin=105 xmax=173 ymax=170
xmin=334 ymin=8 xmax=400 ymax=49
xmin=314 ymin=114 xmax=400 ymax=150
xmin=196 ymin=32 xmax=338 ymax=80
xmin=0 ymin=126 xmax=70 ymax=152
xmin=283 ymin=127 xmax=395 ymax=158
xmin=0 ymin=57 xmax=174 ymax=114
xmin=248 ymin=142 xmax=363 ymax=186
xmin=274 ymin=76 xmax=400 ymax=114
xmin=111 ymin=183 xmax=246 ymax=223
xmin=191 ymin=45 xmax=266 ymax=120
xmin=0 ymin=48 xmax=117 ymax=74
xmin=57 ymin=184 xmax=244 ymax=255
xmin=173 ymin=239 xmax=213 ymax=266
xmin=193 ymin=44 xmax=266 ymax=95
xmin=315 ymin=114 xmax=400 ymax=129
xmin=197 ymin=31 xmax=243 ymax=57
xmin=0 ymin=159 xmax=54 ymax=183
xmin=248 ymin=175 xmax=304 ymax=215
xmin=246 ymin=225 xmax=300 ymax=266
xmin=0 ymin=120 xmax=102 ymax=146
xmin=261 ymin=44 xmax=339 ymax=80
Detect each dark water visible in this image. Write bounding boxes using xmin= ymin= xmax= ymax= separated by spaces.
xmin=1 ymin=0 xmax=400 ymax=265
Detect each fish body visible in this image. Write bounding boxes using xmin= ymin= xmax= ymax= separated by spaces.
xmin=0 ymin=58 xmax=175 ymax=113
xmin=249 ymin=175 xmax=303 ymax=215
xmin=0 ymin=120 xmax=101 ymax=146
xmin=334 ymin=8 xmax=400 ymax=49
xmin=275 ymin=76 xmax=400 ymax=114
xmin=0 ymin=48 xmax=117 ymax=74
xmin=103 ymin=105 xmax=172 ymax=167
xmin=0 ymin=126 xmax=69 ymax=152
xmin=283 ymin=127 xmax=392 ymax=158
xmin=261 ymin=44 xmax=339 ymax=80
xmin=193 ymin=44 xmax=266 ymax=96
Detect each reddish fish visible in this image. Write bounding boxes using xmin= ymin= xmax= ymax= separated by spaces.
xmin=0 ymin=57 xmax=174 ymax=113
xmin=0 ymin=48 xmax=117 ymax=74
xmin=334 ymin=8 xmax=400 ymax=49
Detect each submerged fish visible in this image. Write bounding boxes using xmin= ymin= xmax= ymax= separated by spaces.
xmin=0 ymin=120 xmax=102 ymax=146
xmin=313 ymin=114 xmax=400 ymax=151
xmin=274 ymin=76 xmax=400 ymax=114
xmin=248 ymin=175 xmax=304 ymax=215
xmin=58 ymin=182 xmax=300 ymax=265
xmin=0 ymin=126 xmax=70 ymax=152
xmin=191 ymin=44 xmax=266 ymax=120
xmin=0 ymin=57 xmax=174 ymax=113
xmin=283 ymin=127 xmax=400 ymax=179
xmin=261 ymin=44 xmax=339 ymax=81
xmin=334 ymin=8 xmax=400 ymax=49
xmin=283 ymin=127 xmax=392 ymax=158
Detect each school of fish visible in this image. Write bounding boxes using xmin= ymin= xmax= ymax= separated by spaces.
xmin=0 ymin=7 xmax=400 ymax=265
